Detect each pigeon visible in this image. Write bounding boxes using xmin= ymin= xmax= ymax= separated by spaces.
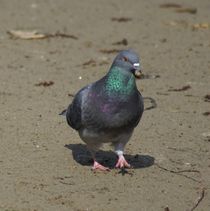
xmin=61 ymin=49 xmax=144 ymax=171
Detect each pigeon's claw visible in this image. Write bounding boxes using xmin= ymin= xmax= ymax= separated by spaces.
xmin=115 ymin=155 xmax=131 ymax=168
xmin=92 ymin=160 xmax=110 ymax=171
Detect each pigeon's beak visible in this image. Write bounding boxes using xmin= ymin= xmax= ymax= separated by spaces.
xmin=133 ymin=63 xmax=142 ymax=79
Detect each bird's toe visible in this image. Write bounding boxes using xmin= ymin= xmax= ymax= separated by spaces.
xmin=92 ymin=160 xmax=110 ymax=171
xmin=115 ymin=155 xmax=131 ymax=168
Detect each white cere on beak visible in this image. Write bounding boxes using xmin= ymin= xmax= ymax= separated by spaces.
xmin=133 ymin=63 xmax=140 ymax=68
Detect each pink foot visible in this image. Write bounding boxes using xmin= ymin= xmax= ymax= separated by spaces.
xmin=115 ymin=155 xmax=131 ymax=168
xmin=92 ymin=160 xmax=110 ymax=171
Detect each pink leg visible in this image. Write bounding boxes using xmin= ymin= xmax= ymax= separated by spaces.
xmin=115 ymin=155 xmax=131 ymax=168
xmin=92 ymin=160 xmax=110 ymax=171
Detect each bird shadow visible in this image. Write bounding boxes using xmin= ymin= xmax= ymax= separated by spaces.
xmin=64 ymin=143 xmax=155 ymax=169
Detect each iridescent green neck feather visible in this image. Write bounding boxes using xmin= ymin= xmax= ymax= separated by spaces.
xmin=105 ymin=67 xmax=136 ymax=96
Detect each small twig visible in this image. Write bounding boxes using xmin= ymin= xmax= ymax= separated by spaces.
xmin=188 ymin=188 xmax=205 ymax=211
xmin=168 ymin=85 xmax=191 ymax=92
xmin=112 ymin=38 xmax=128 ymax=46
xmin=68 ymin=93 xmax=75 ymax=97
xmin=175 ymin=169 xmax=200 ymax=173
xmin=99 ymin=49 xmax=121 ymax=54
xmin=50 ymin=32 xmax=78 ymax=40
xmin=144 ymin=97 xmax=157 ymax=110
xmin=155 ymin=163 xmax=201 ymax=183
xmin=59 ymin=181 xmax=74 ymax=185
xmin=155 ymin=163 xmax=192 ymax=173
xmin=181 ymin=175 xmax=201 ymax=183
xmin=59 ymin=109 xmax=67 ymax=116
xmin=35 ymin=80 xmax=54 ymax=87
xmin=111 ymin=17 xmax=132 ymax=22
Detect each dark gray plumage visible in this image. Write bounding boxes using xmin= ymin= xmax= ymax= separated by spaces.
xmin=63 ymin=49 xmax=144 ymax=170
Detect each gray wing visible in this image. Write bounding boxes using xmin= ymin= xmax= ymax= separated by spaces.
xmin=66 ymin=85 xmax=89 ymax=130
xmin=133 ymin=91 xmax=144 ymax=127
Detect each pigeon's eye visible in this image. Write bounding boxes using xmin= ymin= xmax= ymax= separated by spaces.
xmin=122 ymin=56 xmax=134 ymax=66
xmin=122 ymin=56 xmax=128 ymax=62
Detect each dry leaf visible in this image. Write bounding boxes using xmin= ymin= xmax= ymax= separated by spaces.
xmin=160 ymin=3 xmax=182 ymax=8
xmin=204 ymin=94 xmax=210 ymax=102
xmin=160 ymin=4 xmax=197 ymax=14
xmin=99 ymin=49 xmax=121 ymax=54
xmin=192 ymin=23 xmax=209 ymax=30
xmin=164 ymin=21 xmax=209 ymax=30
xmin=7 ymin=30 xmax=46 ymax=40
xmin=164 ymin=20 xmax=188 ymax=27
xmin=111 ymin=17 xmax=132 ymax=22
xmin=175 ymin=8 xmax=197 ymax=14
xmin=203 ymin=112 xmax=210 ymax=116
xmin=7 ymin=30 xmax=78 ymax=40
xmin=112 ymin=38 xmax=128 ymax=46
xmin=82 ymin=59 xmax=96 ymax=67
xmin=168 ymin=85 xmax=191 ymax=92
xmin=35 ymin=81 xmax=54 ymax=87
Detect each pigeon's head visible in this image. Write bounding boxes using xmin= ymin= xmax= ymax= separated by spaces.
xmin=113 ymin=49 xmax=142 ymax=78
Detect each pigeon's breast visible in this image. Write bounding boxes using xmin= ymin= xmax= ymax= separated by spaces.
xmin=81 ymin=86 xmax=143 ymax=131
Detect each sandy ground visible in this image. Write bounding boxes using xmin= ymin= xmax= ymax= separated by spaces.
xmin=0 ymin=0 xmax=210 ymax=210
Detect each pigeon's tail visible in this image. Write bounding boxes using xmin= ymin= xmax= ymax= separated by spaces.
xmin=59 ymin=109 xmax=67 ymax=116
